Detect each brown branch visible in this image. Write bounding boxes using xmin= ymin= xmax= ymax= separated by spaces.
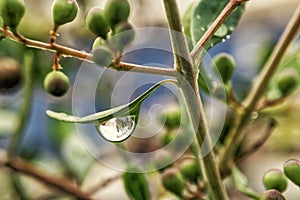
xmin=0 ymin=157 xmax=93 ymax=200
xmin=0 ymin=28 xmax=178 ymax=77
xmin=87 ymin=174 xmax=120 ymax=195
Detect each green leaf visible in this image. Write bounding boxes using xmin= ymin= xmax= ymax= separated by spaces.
xmin=231 ymin=167 xmax=260 ymax=200
xmin=46 ymin=79 xmax=177 ymax=124
xmin=191 ymin=0 xmax=245 ymax=50
xmin=123 ymin=165 xmax=150 ymax=200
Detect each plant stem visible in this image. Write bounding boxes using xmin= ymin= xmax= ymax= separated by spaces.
xmin=8 ymin=51 xmax=34 ymax=159
xmin=220 ymin=2 xmax=300 ymax=173
xmin=163 ymin=0 xmax=228 ymax=199
xmin=0 ymin=28 xmax=178 ymax=77
xmin=0 ymin=157 xmax=92 ymax=200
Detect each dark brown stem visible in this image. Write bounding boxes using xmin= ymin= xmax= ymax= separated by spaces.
xmin=0 ymin=158 xmax=92 ymax=200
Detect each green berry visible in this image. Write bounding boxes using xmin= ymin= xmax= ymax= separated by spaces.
xmin=52 ymin=0 xmax=78 ymax=28
xmin=104 ymin=0 xmax=130 ymax=28
xmin=283 ymin=159 xmax=300 ymax=186
xmin=260 ymin=189 xmax=286 ymax=200
xmin=161 ymin=168 xmax=185 ymax=198
xmin=93 ymin=46 xmax=114 ymax=67
xmin=212 ymin=53 xmax=236 ymax=83
xmin=85 ymin=7 xmax=110 ymax=39
xmin=263 ymin=169 xmax=287 ymax=192
xmin=276 ymin=68 xmax=299 ymax=97
xmin=44 ymin=70 xmax=70 ymax=97
xmin=0 ymin=0 xmax=25 ymax=29
xmin=179 ymin=159 xmax=201 ymax=183
xmin=0 ymin=57 xmax=21 ymax=89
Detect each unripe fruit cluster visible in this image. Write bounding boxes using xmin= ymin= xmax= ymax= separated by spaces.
xmin=85 ymin=0 xmax=135 ymax=67
xmin=160 ymin=157 xmax=201 ymax=198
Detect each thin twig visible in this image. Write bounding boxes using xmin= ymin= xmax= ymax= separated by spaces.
xmin=0 ymin=158 xmax=92 ymax=200
xmin=220 ymin=2 xmax=300 ymax=173
xmin=191 ymin=0 xmax=249 ymax=61
xmin=87 ymin=174 xmax=120 ymax=195
xmin=234 ymin=119 xmax=277 ymax=165
xmin=0 ymin=28 xmax=178 ymax=77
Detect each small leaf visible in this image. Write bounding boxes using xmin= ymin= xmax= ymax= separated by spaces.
xmin=46 ymin=79 xmax=177 ymax=124
xmin=191 ymin=0 xmax=245 ymax=50
xmin=123 ymin=165 xmax=150 ymax=200
xmin=231 ymin=167 xmax=260 ymax=200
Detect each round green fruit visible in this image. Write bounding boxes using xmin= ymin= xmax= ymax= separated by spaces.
xmin=283 ymin=158 xmax=300 ymax=186
xmin=161 ymin=168 xmax=185 ymax=198
xmin=104 ymin=0 xmax=130 ymax=28
xmin=212 ymin=53 xmax=236 ymax=83
xmin=263 ymin=169 xmax=287 ymax=192
xmin=179 ymin=158 xmax=201 ymax=183
xmin=93 ymin=46 xmax=114 ymax=67
xmin=0 ymin=0 xmax=25 ymax=29
xmin=0 ymin=57 xmax=22 ymax=89
xmin=276 ymin=68 xmax=299 ymax=97
xmin=52 ymin=0 xmax=78 ymax=28
xmin=85 ymin=7 xmax=110 ymax=39
xmin=44 ymin=71 xmax=70 ymax=97
xmin=260 ymin=189 xmax=286 ymax=200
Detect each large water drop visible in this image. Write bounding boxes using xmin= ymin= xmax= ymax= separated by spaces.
xmin=96 ymin=116 xmax=137 ymax=142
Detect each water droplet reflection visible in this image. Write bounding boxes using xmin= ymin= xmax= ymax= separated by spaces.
xmin=96 ymin=116 xmax=137 ymax=142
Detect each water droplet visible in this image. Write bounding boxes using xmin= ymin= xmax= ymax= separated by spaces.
xmin=226 ymin=35 xmax=231 ymax=40
xmin=250 ymin=112 xmax=258 ymax=120
xmin=196 ymin=15 xmax=201 ymax=19
xmin=214 ymin=24 xmax=228 ymax=37
xmin=200 ymin=27 xmax=205 ymax=31
xmin=96 ymin=116 xmax=137 ymax=142
xmin=221 ymin=38 xmax=226 ymax=43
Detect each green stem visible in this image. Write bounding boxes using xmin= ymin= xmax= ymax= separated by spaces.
xmin=163 ymin=0 xmax=228 ymax=199
xmin=220 ymin=2 xmax=300 ymax=173
xmin=8 ymin=51 xmax=34 ymax=159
